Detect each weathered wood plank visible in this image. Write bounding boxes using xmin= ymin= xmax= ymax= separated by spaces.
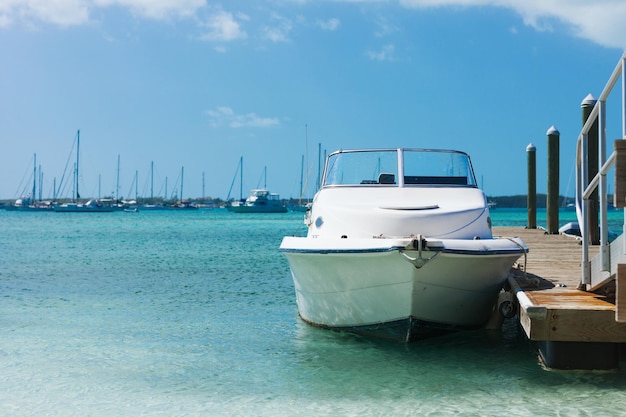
xmin=511 ymin=278 xmax=626 ymax=342
xmin=618 ymin=263 xmax=626 ymax=322
xmin=590 ymin=236 xmax=625 ymax=291
xmin=494 ymin=227 xmax=593 ymax=288
xmin=614 ymin=139 xmax=626 ymax=208
xmin=498 ymin=227 xmax=626 ymax=343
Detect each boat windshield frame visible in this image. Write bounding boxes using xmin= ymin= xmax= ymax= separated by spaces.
xmin=321 ymin=148 xmax=478 ymax=188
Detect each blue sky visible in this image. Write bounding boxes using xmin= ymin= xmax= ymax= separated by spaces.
xmin=2 ymin=0 xmax=626 ymax=201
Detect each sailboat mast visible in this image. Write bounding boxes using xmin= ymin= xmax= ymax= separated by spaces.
xmin=73 ymin=163 xmax=77 ymax=201
xmin=75 ymin=130 xmax=80 ymax=201
xmin=181 ymin=166 xmax=184 ymax=200
xmin=116 ymin=154 xmax=120 ymax=201
xmin=38 ymin=166 xmax=42 ymax=201
xmin=239 ymin=156 xmax=243 ymax=201
xmin=32 ymin=153 xmax=37 ymax=203
xmin=150 ymin=161 xmax=154 ymax=203
xmin=299 ymin=154 xmax=304 ymax=203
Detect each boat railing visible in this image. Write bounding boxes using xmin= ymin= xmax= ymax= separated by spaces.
xmin=576 ymin=50 xmax=626 ymax=291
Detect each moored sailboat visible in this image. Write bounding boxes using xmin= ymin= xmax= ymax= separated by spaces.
xmin=6 ymin=153 xmax=53 ymax=211
xmin=53 ymin=130 xmax=114 ymax=213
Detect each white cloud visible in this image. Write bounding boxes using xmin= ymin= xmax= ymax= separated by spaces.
xmin=200 ymin=10 xmax=248 ymax=42
xmin=373 ymin=16 xmax=399 ymax=37
xmin=0 ymin=0 xmax=205 ymax=27
xmin=317 ymin=17 xmax=340 ymax=31
xmin=2 ymin=0 xmax=626 ymax=49
xmin=396 ymin=0 xmax=626 ymax=49
xmin=367 ymin=43 xmax=395 ymax=61
xmin=0 ymin=0 xmax=90 ymax=27
xmin=96 ymin=0 xmax=205 ymax=20
xmin=206 ymin=106 xmax=280 ymax=128
xmin=262 ymin=12 xmax=292 ymax=42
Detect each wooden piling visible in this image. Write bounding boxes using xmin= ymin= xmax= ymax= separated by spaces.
xmin=527 ymin=143 xmax=536 ymax=229
xmin=546 ymin=126 xmax=560 ymax=234
xmin=582 ymin=94 xmax=600 ymax=244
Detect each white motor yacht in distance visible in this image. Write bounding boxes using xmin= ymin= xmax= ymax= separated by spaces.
xmin=279 ymin=148 xmax=527 ymax=342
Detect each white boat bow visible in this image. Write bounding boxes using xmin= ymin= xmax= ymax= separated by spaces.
xmin=280 ymin=148 xmax=528 ymax=341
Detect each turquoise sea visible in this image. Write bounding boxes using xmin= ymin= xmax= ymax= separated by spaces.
xmin=1 ymin=208 xmax=626 ymax=416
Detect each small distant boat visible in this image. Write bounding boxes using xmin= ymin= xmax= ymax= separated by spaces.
xmin=6 ymin=154 xmax=53 ymax=211
xmin=228 ymin=189 xmax=287 ymax=213
xmin=140 ymin=204 xmax=172 ymax=211
xmin=140 ymin=161 xmax=172 ymax=210
xmin=51 ymin=130 xmax=114 ymax=213
xmin=558 ymin=221 xmax=619 ymax=242
xmin=54 ymin=199 xmax=115 ymax=212
xmin=280 ymin=148 xmax=528 ymax=342
xmin=172 ymin=200 xmax=198 ymax=210
xmin=289 ymin=202 xmax=310 ymax=212
xmin=226 ymin=161 xmax=287 ymax=213
xmin=5 ymin=198 xmax=53 ymax=211
xmin=562 ymin=200 xmax=576 ymax=211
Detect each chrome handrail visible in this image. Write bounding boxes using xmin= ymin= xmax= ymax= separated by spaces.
xmin=576 ymin=51 xmax=626 ymax=286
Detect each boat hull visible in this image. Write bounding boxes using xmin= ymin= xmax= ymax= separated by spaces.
xmin=54 ymin=204 xmax=114 ymax=212
xmin=280 ymin=236 xmax=526 ymax=342
xmin=5 ymin=205 xmax=53 ymax=211
xmin=228 ymin=188 xmax=287 ymax=213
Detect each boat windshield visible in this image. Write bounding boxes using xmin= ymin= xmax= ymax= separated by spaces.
xmin=323 ymin=149 xmax=477 ymax=187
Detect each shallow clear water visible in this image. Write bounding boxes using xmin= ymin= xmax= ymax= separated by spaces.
xmin=1 ymin=209 xmax=625 ymax=416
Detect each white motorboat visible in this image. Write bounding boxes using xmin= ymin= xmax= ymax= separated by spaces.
xmin=227 ymin=189 xmax=288 ymax=213
xmin=279 ymin=148 xmax=527 ymax=342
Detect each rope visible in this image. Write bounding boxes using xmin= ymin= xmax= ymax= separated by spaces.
xmin=501 ymin=236 xmax=528 ymax=281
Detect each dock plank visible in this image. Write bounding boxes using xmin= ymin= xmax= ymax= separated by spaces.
xmin=494 ymin=226 xmax=626 ymax=343
xmin=493 ymin=226 xmax=591 ymax=288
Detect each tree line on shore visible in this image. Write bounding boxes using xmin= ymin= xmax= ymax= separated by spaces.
xmin=1 ymin=194 xmax=581 ymax=209
xmin=488 ymin=194 xmax=577 ymax=208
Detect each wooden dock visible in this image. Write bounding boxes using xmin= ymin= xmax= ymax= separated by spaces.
xmin=494 ymin=226 xmax=626 ymax=370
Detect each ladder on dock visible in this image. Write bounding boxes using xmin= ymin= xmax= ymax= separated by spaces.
xmin=576 ymin=51 xmax=626 ymax=321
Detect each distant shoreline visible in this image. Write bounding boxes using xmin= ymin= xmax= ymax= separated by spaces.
xmin=0 ymin=194 xmax=580 ymax=209
xmin=485 ymin=194 xmax=576 ymax=209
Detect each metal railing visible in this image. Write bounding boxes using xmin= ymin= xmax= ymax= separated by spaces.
xmin=576 ymin=51 xmax=626 ymax=287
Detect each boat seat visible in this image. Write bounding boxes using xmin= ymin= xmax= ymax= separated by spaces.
xmin=378 ymin=173 xmax=396 ymax=184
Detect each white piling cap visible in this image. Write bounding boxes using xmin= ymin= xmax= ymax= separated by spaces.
xmin=526 ymin=143 xmax=536 ymax=151
xmin=546 ymin=125 xmax=559 ymax=136
xmin=581 ymin=93 xmax=597 ymax=106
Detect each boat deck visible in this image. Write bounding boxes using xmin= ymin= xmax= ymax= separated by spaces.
xmin=494 ymin=226 xmax=593 ymax=288
xmin=494 ymin=227 xmax=626 ymax=368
